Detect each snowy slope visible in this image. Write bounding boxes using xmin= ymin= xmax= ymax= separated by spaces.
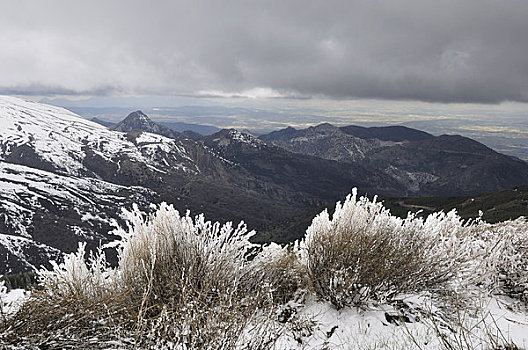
xmin=0 ymin=234 xmax=62 ymax=273
xmin=0 ymin=96 xmax=205 ymax=273
xmin=0 ymin=161 xmax=156 ymax=273
xmin=0 ymin=96 xmax=198 ymax=177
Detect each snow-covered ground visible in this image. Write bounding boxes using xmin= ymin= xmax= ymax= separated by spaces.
xmin=1 ymin=288 xmax=28 ymax=319
xmin=271 ymin=292 xmax=528 ymax=349
xmin=2 ymin=288 xmax=526 ymax=349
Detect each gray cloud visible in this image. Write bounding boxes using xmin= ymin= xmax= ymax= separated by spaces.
xmin=1 ymin=0 xmax=527 ymax=103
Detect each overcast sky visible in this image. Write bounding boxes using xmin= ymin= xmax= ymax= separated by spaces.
xmin=1 ymin=0 xmax=528 ymax=104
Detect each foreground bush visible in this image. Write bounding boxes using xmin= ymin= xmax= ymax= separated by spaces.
xmin=2 ymin=191 xmax=527 ymax=348
xmin=2 ymin=204 xmax=299 ymax=349
xmin=299 ymin=188 xmax=528 ymax=309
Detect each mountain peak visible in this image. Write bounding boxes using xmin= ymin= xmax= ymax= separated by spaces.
xmin=309 ymin=123 xmax=341 ymax=133
xmin=121 ymin=110 xmax=154 ymax=126
xmin=128 ymin=110 xmax=149 ymax=120
xmin=312 ymin=122 xmax=336 ymax=129
xmin=205 ymin=128 xmax=263 ymax=148
xmin=111 ymin=111 xmax=180 ymax=139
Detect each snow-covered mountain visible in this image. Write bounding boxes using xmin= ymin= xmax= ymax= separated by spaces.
xmin=2 ymin=96 xmax=528 ymax=274
xmin=0 ymin=98 xmax=405 ymax=273
xmin=0 ymin=96 xmax=197 ymax=178
xmin=0 ymin=96 xmax=199 ymax=273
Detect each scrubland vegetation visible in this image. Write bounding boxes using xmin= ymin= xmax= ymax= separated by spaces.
xmin=1 ymin=189 xmax=527 ymax=349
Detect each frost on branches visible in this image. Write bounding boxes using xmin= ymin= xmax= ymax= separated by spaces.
xmin=5 ymin=203 xmax=295 ymax=349
xmin=299 ymin=188 xmax=528 ymax=308
xmin=2 ymin=189 xmax=528 ymax=348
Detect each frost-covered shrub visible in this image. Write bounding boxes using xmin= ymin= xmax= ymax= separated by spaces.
xmin=4 ymin=203 xmax=291 ymax=349
xmin=4 ymin=194 xmax=527 ymax=347
xmin=112 ymin=203 xmax=273 ymax=348
xmin=299 ymin=189 xmax=478 ymax=308
xmin=300 ymin=188 xmax=528 ymax=309
xmin=467 ymin=218 xmax=528 ymax=301
xmin=37 ymin=242 xmax=114 ymax=300
xmin=244 ymin=243 xmax=307 ymax=305
xmin=114 ymin=203 xmax=258 ymax=303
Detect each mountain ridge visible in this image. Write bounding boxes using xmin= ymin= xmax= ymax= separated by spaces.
xmin=0 ymin=98 xmax=405 ymax=272
xmin=259 ymin=123 xmax=528 ymax=196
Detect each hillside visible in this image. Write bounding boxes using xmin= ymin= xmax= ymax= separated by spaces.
xmin=260 ymin=123 xmax=528 ymax=196
xmin=384 ymin=185 xmax=528 ymax=223
xmin=2 ymin=97 xmax=528 ymax=273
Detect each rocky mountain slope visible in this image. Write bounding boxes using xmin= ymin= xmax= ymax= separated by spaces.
xmin=202 ymin=129 xmax=403 ymax=201
xmin=0 ymin=97 xmax=197 ymax=272
xmin=260 ymin=123 xmax=391 ymax=162
xmin=260 ymin=124 xmax=528 ymax=196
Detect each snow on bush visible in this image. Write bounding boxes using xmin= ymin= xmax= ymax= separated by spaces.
xmin=37 ymin=242 xmax=114 ymax=300
xmin=113 ymin=203 xmax=258 ymax=301
xmin=2 ymin=192 xmax=527 ymax=348
xmin=4 ymin=203 xmax=296 ymax=349
xmin=299 ymin=188 xmax=528 ymax=308
xmin=469 ymin=218 xmax=528 ymax=300
xmin=0 ymin=278 xmax=7 ymax=324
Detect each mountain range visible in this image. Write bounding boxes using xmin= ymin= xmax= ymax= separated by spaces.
xmin=1 ymin=96 xmax=528 ymax=273
xmin=259 ymin=123 xmax=528 ymax=195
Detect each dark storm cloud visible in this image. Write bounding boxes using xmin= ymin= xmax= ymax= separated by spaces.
xmin=1 ymin=0 xmax=527 ymax=103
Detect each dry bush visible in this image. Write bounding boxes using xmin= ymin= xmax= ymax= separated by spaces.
xmin=299 ymin=189 xmax=481 ymax=308
xmin=1 ymin=203 xmax=302 ymax=349
xmin=299 ymin=188 xmax=528 ymax=309
xmin=243 ymin=243 xmax=307 ymax=305
xmin=4 ymin=194 xmax=526 ymax=348
xmin=466 ymin=218 xmax=528 ymax=302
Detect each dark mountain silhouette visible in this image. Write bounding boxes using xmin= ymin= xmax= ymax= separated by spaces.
xmin=259 ymin=124 xmax=528 ymax=196
xmin=340 ymin=125 xmax=433 ymax=142
xmin=111 ymin=110 xmax=181 ymax=139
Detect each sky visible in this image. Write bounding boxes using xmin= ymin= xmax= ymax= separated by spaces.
xmin=1 ymin=0 xmax=528 ymax=160
xmin=1 ymin=0 xmax=528 ymax=104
